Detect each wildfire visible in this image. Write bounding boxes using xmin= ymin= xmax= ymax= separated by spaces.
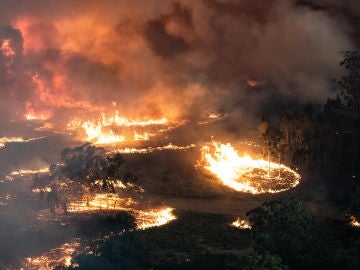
xmin=198 ymin=141 xmax=300 ymax=194
xmin=231 ymin=218 xmax=252 ymax=229
xmin=135 ymin=207 xmax=176 ymax=230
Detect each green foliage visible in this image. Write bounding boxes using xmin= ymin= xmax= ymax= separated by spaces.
xmin=247 ymin=197 xmax=338 ymax=270
xmin=245 ymin=251 xmax=288 ymax=270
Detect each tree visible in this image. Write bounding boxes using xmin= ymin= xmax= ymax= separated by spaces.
xmin=247 ymin=197 xmax=337 ymax=270
xmin=245 ymin=251 xmax=288 ymax=270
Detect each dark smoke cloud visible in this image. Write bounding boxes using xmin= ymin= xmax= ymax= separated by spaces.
xmin=0 ymin=0 xmax=357 ymax=165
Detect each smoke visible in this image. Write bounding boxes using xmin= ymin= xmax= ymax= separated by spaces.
xmin=0 ymin=0 xmax=357 ymax=167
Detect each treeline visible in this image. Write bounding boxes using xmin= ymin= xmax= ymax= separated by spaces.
xmin=259 ymin=51 xmax=360 ymax=213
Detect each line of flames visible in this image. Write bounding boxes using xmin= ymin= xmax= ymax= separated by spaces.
xmin=110 ymin=143 xmax=196 ymax=154
xmin=67 ymin=112 xmax=186 ymax=145
xmin=0 ymin=136 xmax=45 ymax=148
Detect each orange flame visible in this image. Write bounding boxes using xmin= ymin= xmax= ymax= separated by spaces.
xmin=0 ymin=39 xmax=15 ymax=58
xmin=111 ymin=143 xmax=196 ymax=154
xmin=349 ymin=215 xmax=360 ymax=227
xmin=198 ymin=141 xmax=300 ymax=194
xmin=135 ymin=207 xmax=176 ymax=230
xmin=24 ymin=101 xmax=52 ymax=121
xmin=231 ymin=217 xmax=252 ymax=229
xmin=68 ymin=111 xmax=185 ymax=145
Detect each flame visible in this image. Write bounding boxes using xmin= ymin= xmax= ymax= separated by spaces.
xmin=81 ymin=121 xmax=127 ymax=144
xmin=23 ymin=239 xmax=80 ymax=269
xmin=68 ymin=193 xmax=134 ymax=212
xmin=133 ymin=131 xmax=152 ymax=141
xmin=111 ymin=143 xmax=196 ymax=154
xmin=25 ymin=101 xmax=52 ymax=121
xmin=198 ymin=141 xmax=301 ymax=194
xmin=0 ymin=136 xmax=45 ymax=148
xmin=135 ymin=207 xmax=176 ymax=230
xmin=349 ymin=215 xmax=360 ymax=227
xmin=0 ymin=39 xmax=15 ymax=58
xmin=23 ymin=207 xmax=176 ymax=268
xmin=231 ymin=218 xmax=252 ymax=229
xmin=10 ymin=167 xmax=50 ymax=176
xmin=32 ymin=187 xmax=52 ymax=193
xmin=67 ymin=192 xmax=175 ymax=229
xmin=68 ymin=111 xmax=185 ymax=145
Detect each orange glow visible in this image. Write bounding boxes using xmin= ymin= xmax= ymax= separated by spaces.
xmin=198 ymin=141 xmax=300 ymax=194
xmin=246 ymin=80 xmax=259 ymax=87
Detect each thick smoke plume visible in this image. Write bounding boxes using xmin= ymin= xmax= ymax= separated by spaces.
xmin=0 ymin=0 xmax=358 ymax=169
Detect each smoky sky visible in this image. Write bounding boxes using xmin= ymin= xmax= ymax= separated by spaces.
xmin=0 ymin=0 xmax=358 ymax=129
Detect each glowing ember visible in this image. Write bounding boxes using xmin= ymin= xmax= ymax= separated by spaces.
xmin=112 ymin=143 xmax=196 ymax=154
xmin=198 ymin=141 xmax=301 ymax=194
xmin=135 ymin=207 xmax=176 ymax=230
xmin=246 ymin=80 xmax=259 ymax=87
xmin=349 ymin=215 xmax=360 ymax=227
xmin=231 ymin=218 xmax=252 ymax=229
xmin=10 ymin=167 xmax=49 ymax=176
xmin=23 ymin=239 xmax=80 ymax=270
